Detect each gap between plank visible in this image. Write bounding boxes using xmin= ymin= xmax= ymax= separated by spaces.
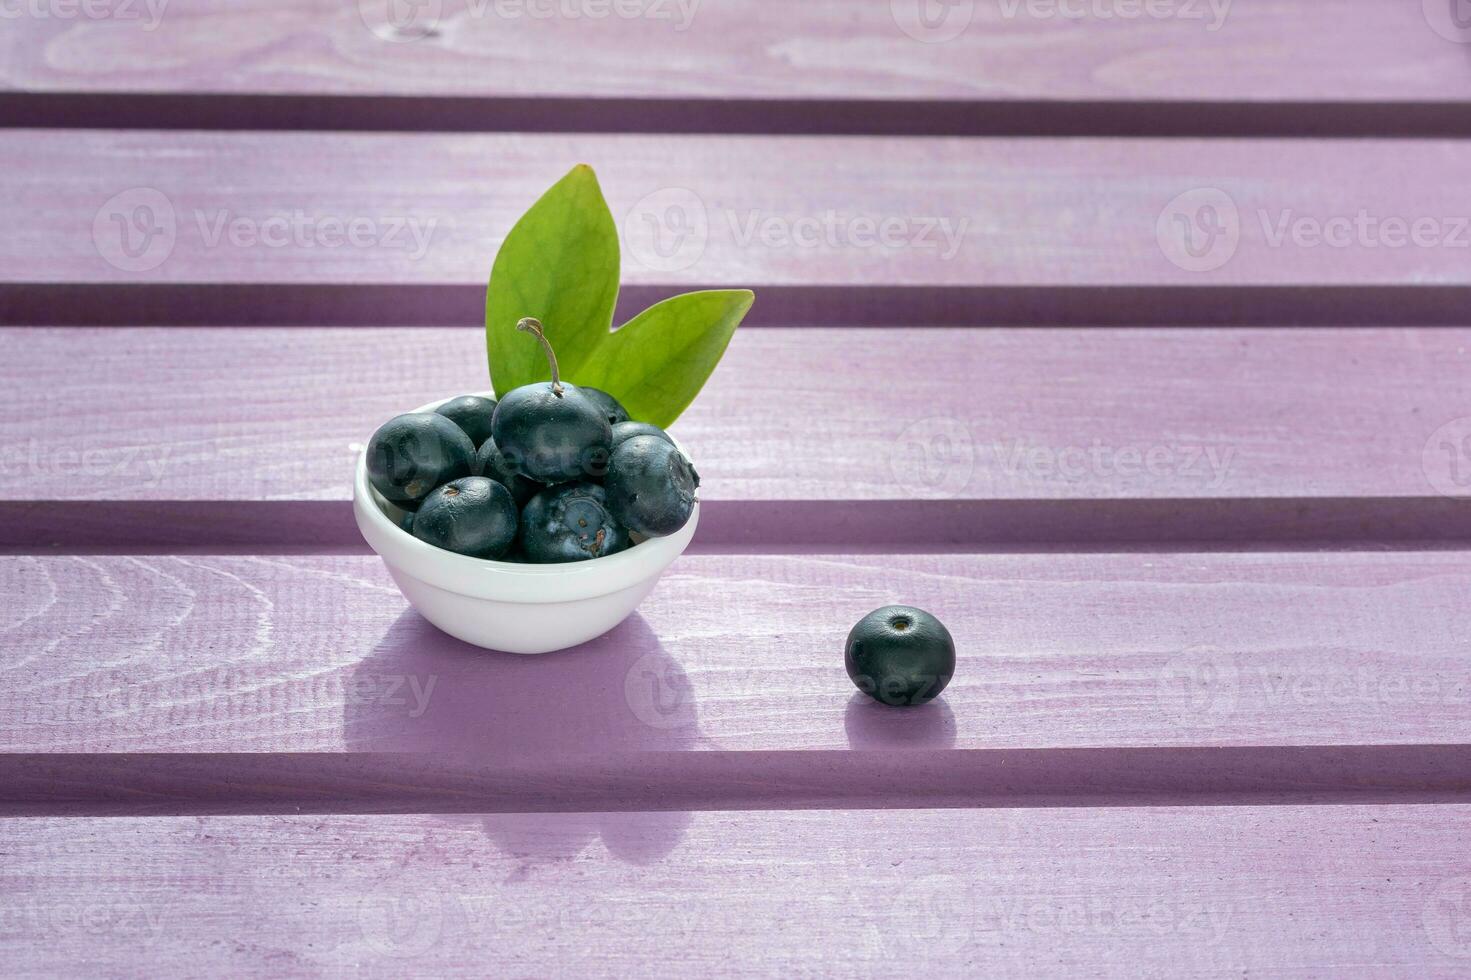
xmin=5 ymin=285 xmax=1471 ymax=328
xmin=4 ymin=93 xmax=1471 ymax=138
xmin=2 ymin=498 xmax=1469 ymax=554
xmin=3 ymin=745 xmax=1468 ymax=816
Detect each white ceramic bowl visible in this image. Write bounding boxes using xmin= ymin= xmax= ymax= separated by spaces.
xmin=353 ymin=392 xmax=698 ymax=654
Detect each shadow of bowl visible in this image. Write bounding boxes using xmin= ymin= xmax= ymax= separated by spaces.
xmin=342 ymin=609 xmax=700 ymax=865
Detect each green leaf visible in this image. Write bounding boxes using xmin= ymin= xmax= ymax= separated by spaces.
xmin=487 ymin=165 xmax=754 ymax=426
xmin=486 ymin=164 xmax=619 ymax=397
xmin=572 ymin=289 xmax=755 ymax=429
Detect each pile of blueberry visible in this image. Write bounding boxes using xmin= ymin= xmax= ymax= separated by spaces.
xmin=366 ymin=318 xmax=698 ymax=563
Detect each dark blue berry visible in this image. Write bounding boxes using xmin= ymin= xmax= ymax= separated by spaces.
xmin=604 ymin=434 xmax=698 ymax=537
xmin=581 ymin=387 xmax=630 ymax=427
xmin=473 ymin=437 xmax=544 ymax=507
xmin=610 ymin=421 xmax=673 ymax=453
xmin=845 ymin=606 xmax=955 ymax=707
xmin=519 ymin=482 xmax=630 ymax=563
xmin=367 ymin=412 xmax=476 ymax=510
xmin=491 ymin=317 xmax=613 ymax=484
xmin=411 ymin=477 xmax=518 ymax=559
xmin=491 ymin=382 xmax=611 ymax=484
xmin=434 ymin=394 xmax=498 ymax=448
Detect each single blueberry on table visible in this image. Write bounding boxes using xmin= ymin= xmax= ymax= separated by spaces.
xmin=604 ymin=434 xmax=698 ymax=537
xmin=411 ymin=476 xmax=519 ymax=559
xmin=434 ymin=394 xmax=498 ymax=448
xmin=581 ymin=387 xmax=631 ymax=427
xmin=845 ymin=605 xmax=955 ymax=707
xmin=366 ymin=412 xmax=476 ymax=510
xmin=519 ymin=482 xmax=631 ymax=563
xmin=610 ymin=421 xmax=673 ymax=454
xmin=491 ymin=318 xmax=612 ymax=484
xmin=473 ymin=436 xmax=544 ymax=507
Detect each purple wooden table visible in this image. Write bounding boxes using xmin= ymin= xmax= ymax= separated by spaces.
xmin=4 ymin=2 xmax=1471 ymax=976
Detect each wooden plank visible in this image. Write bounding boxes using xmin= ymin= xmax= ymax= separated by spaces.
xmin=3 ymin=550 xmax=1470 ymax=812
xmin=2 ymin=1 xmax=1466 ymax=137
xmin=3 ymin=0 xmax=1456 ymax=102
xmin=5 ymin=132 xmax=1471 ymax=329
xmin=2 ymin=807 xmax=1470 ymax=975
xmin=0 ymin=326 xmax=1466 ymax=509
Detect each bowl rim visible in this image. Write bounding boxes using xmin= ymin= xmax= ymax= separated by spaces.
xmin=353 ymin=390 xmax=698 ymax=603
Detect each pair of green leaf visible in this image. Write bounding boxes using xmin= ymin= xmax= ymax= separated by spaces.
xmin=485 ymin=165 xmax=753 ymax=429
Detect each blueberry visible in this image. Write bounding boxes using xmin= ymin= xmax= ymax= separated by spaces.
xmin=845 ymin=606 xmax=955 ymax=707
xmin=411 ymin=477 xmax=518 ymax=559
xmin=519 ymin=482 xmax=630 ymax=563
xmin=581 ymin=387 xmax=630 ymax=427
xmin=473 ymin=437 xmax=544 ymax=507
xmin=434 ymin=394 xmax=498 ymax=448
xmin=604 ymin=434 xmax=698 ymax=537
xmin=492 ymin=382 xmax=610 ymax=483
xmin=367 ymin=412 xmax=476 ymax=510
xmin=610 ymin=421 xmax=673 ymax=453
xmin=491 ymin=318 xmax=612 ymax=484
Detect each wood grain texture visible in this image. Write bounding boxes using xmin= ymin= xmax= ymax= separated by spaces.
xmin=2 ymin=327 xmax=1469 ymax=506
xmin=3 ymin=807 xmax=1471 ymax=976
xmin=6 ymin=131 xmax=1471 ymax=306
xmin=1 ymin=0 xmax=1461 ymax=104
xmin=3 ymin=551 xmax=1469 ymax=766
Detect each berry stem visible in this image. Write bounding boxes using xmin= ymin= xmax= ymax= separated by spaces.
xmin=516 ymin=317 xmax=564 ymax=397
